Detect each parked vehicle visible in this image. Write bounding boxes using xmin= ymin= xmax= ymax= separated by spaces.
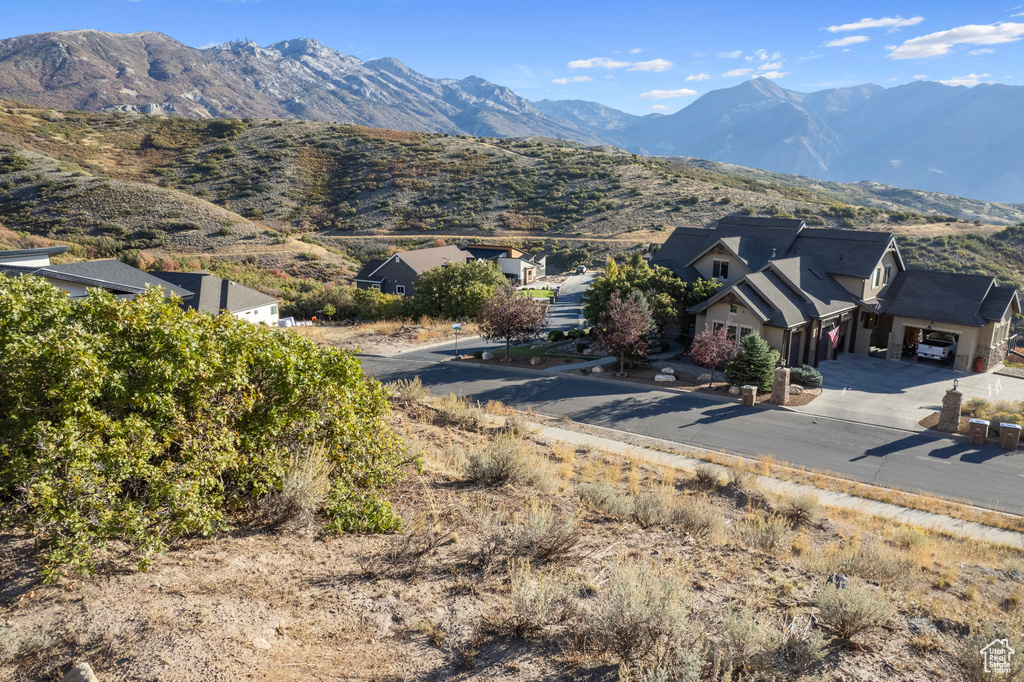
xmin=917 ymin=333 xmax=957 ymax=364
xmin=278 ymin=317 xmax=296 ymax=328
xmin=575 ymin=265 xmax=587 ymax=274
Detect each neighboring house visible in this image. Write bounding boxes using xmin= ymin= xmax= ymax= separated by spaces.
xmin=0 ymin=247 xmax=194 ymax=302
xmin=654 ymin=217 xmax=1019 ymax=371
xmin=151 ymin=271 xmax=281 ymax=325
xmin=462 ymin=244 xmax=544 ymax=283
xmin=528 ymin=252 xmax=548 ymax=278
xmin=353 ymin=245 xmax=474 ymax=296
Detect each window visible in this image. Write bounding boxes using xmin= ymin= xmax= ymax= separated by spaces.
xmin=872 ymin=268 xmax=881 ymax=287
xmin=270 ymin=305 xmax=277 ymax=316
xmin=370 ymin=283 xmax=381 ymax=290
xmin=740 ymin=326 xmax=753 ymax=341
xmin=729 ymin=304 xmax=738 ymax=314
xmin=726 ymin=324 xmax=738 ymax=345
xmin=883 ymin=266 xmax=891 ymax=285
xmin=712 ymin=320 xmax=724 ymax=334
xmin=712 ymin=259 xmax=729 ymax=280
xmin=396 ymin=285 xmax=406 ymax=295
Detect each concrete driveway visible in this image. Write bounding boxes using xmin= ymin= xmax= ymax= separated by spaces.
xmin=788 ymin=354 xmax=1024 ymax=430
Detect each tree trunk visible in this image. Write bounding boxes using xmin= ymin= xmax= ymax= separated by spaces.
xmin=620 ymin=352 xmax=626 ymax=376
xmin=708 ymin=367 xmax=715 ymax=388
xmin=505 ymin=338 xmax=511 ymax=361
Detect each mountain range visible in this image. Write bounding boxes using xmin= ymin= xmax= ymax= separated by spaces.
xmin=0 ymin=30 xmax=1022 ymax=203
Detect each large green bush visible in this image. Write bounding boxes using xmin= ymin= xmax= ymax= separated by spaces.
xmin=0 ymin=275 xmax=411 ymax=581
xmin=724 ymin=333 xmax=780 ymax=393
xmin=790 ymin=364 xmax=823 ymax=388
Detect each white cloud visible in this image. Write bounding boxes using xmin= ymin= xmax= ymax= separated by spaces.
xmin=888 ymin=22 xmax=1024 ymax=59
xmin=723 ymin=68 xmax=754 ymax=77
xmin=757 ymin=70 xmax=789 ymax=79
xmin=551 ymin=76 xmax=593 ymax=84
xmin=685 ymin=72 xmax=712 ymax=81
xmin=630 ymin=48 xmax=643 ymax=54
xmin=939 ymin=72 xmax=993 ymax=86
xmin=827 ymin=16 xmax=924 ymax=33
xmin=640 ymin=88 xmax=698 ymax=99
xmin=650 ymin=104 xmax=669 ymax=110
xmin=913 ymin=74 xmax=929 ymax=79
xmin=760 ymin=61 xmax=784 ymax=69
xmin=827 ymin=35 xmax=870 ymax=47
xmin=568 ymin=57 xmax=631 ymax=69
xmin=629 ymin=58 xmax=673 ymax=72
xmin=567 ymin=56 xmax=673 ymax=71
xmin=746 ymin=49 xmax=781 ymax=62
xmin=969 ymin=48 xmax=996 ymax=55
xmin=718 ymin=50 xmax=743 ymax=58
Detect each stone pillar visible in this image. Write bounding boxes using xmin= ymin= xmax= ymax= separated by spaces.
xmin=771 ymin=367 xmax=790 ymax=406
xmin=741 ymin=385 xmax=757 ymax=407
xmin=936 ymin=389 xmax=962 ymax=433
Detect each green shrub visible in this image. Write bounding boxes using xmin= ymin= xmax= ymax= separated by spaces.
xmin=547 ymin=329 xmax=566 ymax=342
xmin=724 ymin=333 xmax=779 ymax=393
xmin=790 ymin=364 xmax=823 ymax=388
xmin=815 ymin=581 xmax=893 ymax=641
xmin=0 ymin=275 xmax=409 ymax=581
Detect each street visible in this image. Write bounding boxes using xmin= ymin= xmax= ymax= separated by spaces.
xmin=361 ymin=345 xmax=1024 ymax=513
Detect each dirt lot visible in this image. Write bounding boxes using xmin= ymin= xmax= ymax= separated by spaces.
xmin=2 ymin=398 xmax=1022 ymax=681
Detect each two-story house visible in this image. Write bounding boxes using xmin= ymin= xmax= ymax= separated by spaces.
xmin=354 ymin=245 xmax=474 ymax=296
xmin=653 ymin=217 xmax=1019 ymax=371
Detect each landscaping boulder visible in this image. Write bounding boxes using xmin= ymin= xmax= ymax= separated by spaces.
xmin=660 ymin=367 xmax=675 ymax=375
xmin=697 ymin=374 xmax=712 ymax=383
xmin=583 ymin=348 xmax=593 ymax=355
xmin=481 ymin=351 xmax=493 ymax=360
xmin=789 ymin=385 xmax=803 ymax=395
xmin=529 ymin=356 xmax=543 ymax=366
xmin=728 ymin=385 xmax=741 ymax=396
xmin=654 ymin=373 xmax=676 ymax=382
xmin=908 ymin=618 xmax=938 ymax=635
xmin=590 ymin=366 xmax=604 ymax=374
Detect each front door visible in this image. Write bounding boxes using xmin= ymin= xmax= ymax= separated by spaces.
xmin=789 ymin=330 xmax=802 ymax=367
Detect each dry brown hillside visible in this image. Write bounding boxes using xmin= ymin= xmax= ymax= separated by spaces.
xmin=2 ymin=390 xmax=1021 ymax=681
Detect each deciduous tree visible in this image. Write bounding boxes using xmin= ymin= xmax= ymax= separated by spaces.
xmin=592 ymin=290 xmax=655 ymax=376
xmin=688 ymin=324 xmax=736 ymax=387
xmin=477 ymin=281 xmax=548 ymax=360
xmin=414 ymin=260 xmax=507 ymax=319
xmin=583 ymin=253 xmax=686 ymax=331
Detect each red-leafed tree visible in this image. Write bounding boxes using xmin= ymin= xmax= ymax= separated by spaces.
xmin=478 ymin=281 xmax=549 ymax=360
xmin=688 ymin=324 xmax=737 ymax=387
xmin=593 ymin=291 xmax=655 ymax=376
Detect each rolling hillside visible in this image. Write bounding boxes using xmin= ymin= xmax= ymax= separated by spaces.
xmin=2 ymin=100 xmax=1024 ymax=300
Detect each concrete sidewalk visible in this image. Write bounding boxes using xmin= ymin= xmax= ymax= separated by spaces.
xmin=531 ymin=419 xmax=1024 ymax=548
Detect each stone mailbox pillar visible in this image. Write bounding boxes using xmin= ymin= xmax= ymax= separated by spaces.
xmin=741 ymin=385 xmax=757 ymax=407
xmin=936 ymin=389 xmax=963 ymax=433
xmin=968 ymin=418 xmax=990 ymax=446
xmin=770 ymin=367 xmax=790 ymax=406
xmin=999 ymin=423 xmax=1022 ymax=450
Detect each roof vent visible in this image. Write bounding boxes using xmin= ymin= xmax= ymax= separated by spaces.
xmin=771 ymin=248 xmax=777 ymax=258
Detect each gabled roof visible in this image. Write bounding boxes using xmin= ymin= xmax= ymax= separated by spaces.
xmin=979 ymin=286 xmax=1020 ymax=321
xmin=151 ymin=271 xmax=279 ymax=314
xmin=353 ymin=259 xmax=386 ymax=283
xmin=36 ymin=260 xmax=193 ymax=299
xmin=0 ymin=245 xmax=69 ymax=262
xmin=785 ymin=229 xmax=899 ymax=279
xmin=371 ymin=246 xmax=473 ymax=276
xmin=683 ymin=218 xmax=806 ymax=272
xmin=716 ymin=216 xmax=806 ymax=230
xmin=649 ymin=227 xmax=713 ymax=281
xmin=765 ymin=257 xmax=860 ymax=319
xmin=882 ymin=270 xmax=1006 ymax=327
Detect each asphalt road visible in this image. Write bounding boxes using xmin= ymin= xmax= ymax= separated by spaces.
xmin=362 ymin=350 xmax=1024 ymax=513
xmin=545 ymin=272 xmax=594 ymax=331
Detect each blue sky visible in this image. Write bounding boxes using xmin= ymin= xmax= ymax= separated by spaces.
xmin=5 ymin=1 xmax=1024 ymax=114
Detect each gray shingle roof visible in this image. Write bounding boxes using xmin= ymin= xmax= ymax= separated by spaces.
xmin=386 ymin=246 xmax=473 ymax=274
xmin=883 ymin=270 xmax=998 ymax=327
xmin=979 ymin=286 xmax=1019 ymax=321
xmin=0 ymin=246 xmax=69 ymax=262
xmin=151 ymin=271 xmax=279 ymax=314
xmin=32 ymin=260 xmax=193 ymax=299
xmin=716 ymin=216 xmax=805 ymax=230
xmin=353 ymin=259 xmax=386 ymax=283
xmin=650 ymin=227 xmax=712 ymax=281
xmin=785 ymin=229 xmax=896 ymax=279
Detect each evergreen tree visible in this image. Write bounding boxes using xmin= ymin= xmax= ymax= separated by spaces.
xmin=724 ymin=332 xmax=780 ymax=393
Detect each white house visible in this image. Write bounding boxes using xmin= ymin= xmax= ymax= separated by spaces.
xmin=151 ymin=270 xmax=280 ymax=325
